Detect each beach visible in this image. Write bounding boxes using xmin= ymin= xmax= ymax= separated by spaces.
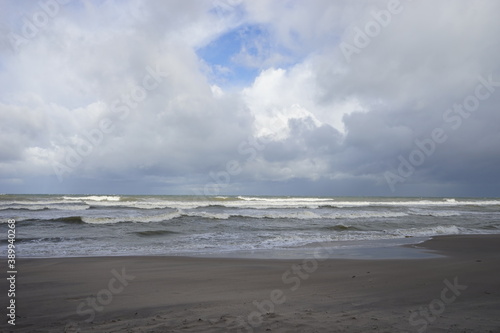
xmin=2 ymin=234 xmax=500 ymax=332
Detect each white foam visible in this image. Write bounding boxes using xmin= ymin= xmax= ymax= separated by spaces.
xmin=237 ymin=196 xmax=333 ymax=202
xmin=45 ymin=197 xmax=500 ymax=211
xmin=187 ymin=212 xmax=231 ymax=220
xmin=1 ymin=200 xmax=70 ymax=206
xmin=327 ymin=199 xmax=500 ymax=208
xmin=63 ymin=196 xmax=121 ymax=202
xmin=248 ymin=210 xmax=322 ymax=220
xmin=229 ymin=210 xmax=407 ymax=220
xmin=327 ymin=211 xmax=408 ymax=219
xmin=79 ymin=210 xmax=235 ymax=224
xmin=82 ymin=211 xmax=182 ymax=224
xmin=391 ymin=225 xmax=462 ymax=237
xmin=0 ymin=202 xmax=90 ymax=211
xmin=203 ymin=198 xmax=500 ymax=210
xmin=25 ymin=204 xmax=88 ymax=211
xmin=74 ymin=209 xmax=411 ymax=222
xmin=86 ymin=201 xmax=170 ymax=209
xmin=409 ymin=209 xmax=461 ymax=217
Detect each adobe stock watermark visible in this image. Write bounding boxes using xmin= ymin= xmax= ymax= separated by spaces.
xmin=212 ymin=0 xmax=243 ymax=20
xmin=7 ymin=0 xmax=73 ymax=53
xmin=192 ymin=118 xmax=286 ymax=198
xmin=52 ymin=64 xmax=169 ymax=182
xmin=191 ymin=136 xmax=266 ymax=197
xmin=227 ymin=247 xmax=329 ymax=332
xmin=340 ymin=0 xmax=411 ymax=63
xmin=385 ymin=73 xmax=500 ymax=192
xmin=76 ymin=267 xmax=135 ymax=323
xmin=409 ymin=276 xmax=467 ymax=333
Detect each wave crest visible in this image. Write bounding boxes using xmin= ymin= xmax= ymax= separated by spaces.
xmin=63 ymin=196 xmax=121 ymax=202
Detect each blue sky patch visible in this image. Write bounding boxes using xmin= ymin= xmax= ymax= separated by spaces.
xmin=197 ymin=25 xmax=271 ymax=88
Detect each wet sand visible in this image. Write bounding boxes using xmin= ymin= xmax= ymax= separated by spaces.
xmin=2 ymin=234 xmax=500 ymax=332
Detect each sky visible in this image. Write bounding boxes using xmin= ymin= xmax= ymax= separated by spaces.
xmin=0 ymin=0 xmax=499 ymax=197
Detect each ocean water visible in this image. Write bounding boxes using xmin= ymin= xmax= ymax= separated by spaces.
xmin=1 ymin=195 xmax=499 ymax=258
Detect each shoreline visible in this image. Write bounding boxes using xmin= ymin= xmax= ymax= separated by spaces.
xmin=13 ymin=236 xmax=440 ymax=260
xmin=2 ymin=234 xmax=499 ymax=332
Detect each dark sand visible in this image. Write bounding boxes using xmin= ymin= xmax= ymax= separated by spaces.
xmin=2 ymin=235 xmax=500 ymax=332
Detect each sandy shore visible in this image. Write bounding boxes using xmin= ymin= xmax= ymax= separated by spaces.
xmin=2 ymin=235 xmax=500 ymax=332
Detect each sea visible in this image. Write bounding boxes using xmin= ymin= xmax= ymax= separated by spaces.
xmin=1 ymin=195 xmax=499 ymax=259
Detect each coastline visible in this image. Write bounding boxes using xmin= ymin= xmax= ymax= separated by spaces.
xmin=2 ymin=234 xmax=499 ymax=332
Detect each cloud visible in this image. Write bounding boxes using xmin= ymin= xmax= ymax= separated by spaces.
xmin=1 ymin=0 xmax=499 ymax=196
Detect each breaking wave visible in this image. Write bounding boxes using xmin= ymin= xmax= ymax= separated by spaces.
xmin=4 ymin=196 xmax=498 ymax=212
xmin=62 ymin=196 xmax=121 ymax=202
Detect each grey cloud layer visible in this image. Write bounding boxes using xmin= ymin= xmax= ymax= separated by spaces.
xmin=1 ymin=0 xmax=499 ymax=196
